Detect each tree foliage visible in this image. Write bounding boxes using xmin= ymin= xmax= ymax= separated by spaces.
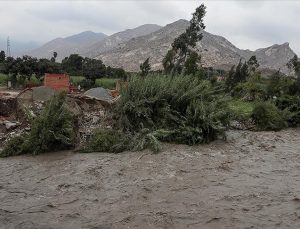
xmin=225 ymin=56 xmax=259 ymax=92
xmin=0 ymin=50 xmax=5 ymax=62
xmin=287 ymin=55 xmax=300 ymax=77
xmin=184 ymin=51 xmax=201 ymax=75
xmin=82 ymin=58 xmax=106 ymax=84
xmin=140 ymin=58 xmax=151 ymax=76
xmin=163 ymin=4 xmax=206 ymax=75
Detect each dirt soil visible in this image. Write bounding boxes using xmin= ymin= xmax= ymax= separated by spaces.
xmin=0 ymin=129 xmax=300 ymax=229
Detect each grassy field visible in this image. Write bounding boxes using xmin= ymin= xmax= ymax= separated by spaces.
xmin=228 ymin=99 xmax=255 ymax=121
xmin=0 ymin=74 xmax=42 ymax=87
xmin=70 ymin=76 xmax=118 ymax=90
xmin=70 ymin=76 xmax=85 ymax=85
xmin=95 ymin=78 xmax=117 ymax=89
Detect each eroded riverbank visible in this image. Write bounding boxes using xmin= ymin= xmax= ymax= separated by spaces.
xmin=0 ymin=129 xmax=300 ymax=228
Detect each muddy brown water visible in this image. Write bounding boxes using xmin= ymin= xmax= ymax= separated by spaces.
xmin=0 ymin=129 xmax=300 ymax=228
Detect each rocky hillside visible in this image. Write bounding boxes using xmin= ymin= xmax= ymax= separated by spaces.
xmin=27 ymin=31 xmax=108 ymax=61
xmin=94 ymin=20 xmax=296 ymax=74
xmin=83 ymin=24 xmax=162 ymax=58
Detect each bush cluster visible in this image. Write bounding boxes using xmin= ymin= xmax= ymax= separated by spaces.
xmin=1 ymin=93 xmax=76 ymax=157
xmin=118 ymin=74 xmax=231 ymax=144
xmin=251 ymin=102 xmax=289 ymax=131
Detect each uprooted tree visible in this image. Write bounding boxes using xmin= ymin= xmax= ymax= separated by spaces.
xmin=162 ymin=4 xmax=206 ymax=75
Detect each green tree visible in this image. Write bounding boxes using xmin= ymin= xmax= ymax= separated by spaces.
xmin=162 ymin=50 xmax=176 ymax=74
xmin=140 ymin=58 xmax=151 ymax=76
xmin=184 ymin=51 xmax=201 ymax=75
xmin=225 ymin=65 xmax=236 ymax=91
xmin=61 ymin=54 xmax=83 ymax=75
xmin=163 ymin=4 xmax=206 ymax=75
xmin=114 ymin=68 xmax=127 ymax=81
xmin=247 ymin=55 xmax=259 ymax=75
xmin=267 ymin=70 xmax=283 ymax=97
xmin=225 ymin=57 xmax=253 ymax=93
xmin=0 ymin=50 xmax=5 ymax=62
xmin=36 ymin=58 xmax=61 ymax=79
xmin=240 ymin=61 xmax=249 ymax=82
xmin=82 ymin=58 xmax=106 ymax=85
xmin=287 ymin=55 xmax=300 ymax=78
xmin=51 ymin=51 xmax=58 ymax=62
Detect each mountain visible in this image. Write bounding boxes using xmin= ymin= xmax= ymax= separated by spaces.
xmin=27 ymin=31 xmax=108 ymax=61
xmin=26 ymin=24 xmax=162 ymax=62
xmin=83 ymin=24 xmax=162 ymax=58
xmin=94 ymin=19 xmax=296 ymax=75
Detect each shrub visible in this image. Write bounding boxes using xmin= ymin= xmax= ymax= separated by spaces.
xmin=251 ymin=101 xmax=289 ymax=131
xmin=80 ymin=129 xmax=126 ymax=153
xmin=70 ymin=75 xmax=84 ymax=86
xmin=275 ymin=95 xmax=300 ymax=126
xmin=95 ymin=78 xmax=117 ymax=89
xmin=80 ymin=78 xmax=94 ymax=89
xmin=80 ymin=128 xmax=161 ymax=153
xmin=0 ymin=92 xmax=77 ymax=157
xmin=0 ymin=73 xmax=7 ymax=86
xmin=117 ymin=74 xmax=231 ymax=148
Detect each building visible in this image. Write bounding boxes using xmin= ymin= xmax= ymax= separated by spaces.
xmin=44 ymin=73 xmax=70 ymax=91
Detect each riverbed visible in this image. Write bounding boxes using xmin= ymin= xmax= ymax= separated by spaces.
xmin=0 ymin=129 xmax=299 ymax=228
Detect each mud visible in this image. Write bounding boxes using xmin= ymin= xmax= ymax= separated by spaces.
xmin=0 ymin=129 xmax=300 ymax=228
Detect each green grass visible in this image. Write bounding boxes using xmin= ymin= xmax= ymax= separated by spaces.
xmin=0 ymin=74 xmax=42 ymax=87
xmin=0 ymin=73 xmax=8 ymax=86
xmin=228 ymin=99 xmax=255 ymax=121
xmin=70 ymin=76 xmax=117 ymax=89
xmin=26 ymin=75 xmax=42 ymax=86
xmin=70 ymin=76 xmax=85 ymax=85
xmin=95 ymin=78 xmax=117 ymax=89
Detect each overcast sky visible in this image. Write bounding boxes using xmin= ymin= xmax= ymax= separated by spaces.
xmin=0 ymin=0 xmax=299 ymax=55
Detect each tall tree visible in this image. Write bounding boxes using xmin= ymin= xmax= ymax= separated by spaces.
xmin=163 ymin=4 xmax=206 ymax=75
xmin=82 ymin=58 xmax=106 ymax=85
xmin=0 ymin=50 xmax=5 ymax=63
xmin=140 ymin=58 xmax=151 ymax=76
xmin=184 ymin=51 xmax=201 ymax=75
xmin=247 ymin=55 xmax=259 ymax=74
xmin=62 ymin=54 xmax=83 ymax=75
xmin=287 ymin=55 xmax=300 ymax=78
xmin=51 ymin=51 xmax=58 ymax=62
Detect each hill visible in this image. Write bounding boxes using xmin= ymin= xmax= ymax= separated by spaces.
xmin=94 ymin=20 xmax=296 ymax=74
xmin=27 ymin=31 xmax=108 ymax=61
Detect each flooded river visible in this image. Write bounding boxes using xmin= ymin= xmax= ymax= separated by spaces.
xmin=0 ymin=129 xmax=300 ymax=228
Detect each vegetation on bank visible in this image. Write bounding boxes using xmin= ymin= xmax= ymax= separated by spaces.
xmin=1 ymin=3 xmax=300 ymax=157
xmin=0 ymin=93 xmax=76 ymax=157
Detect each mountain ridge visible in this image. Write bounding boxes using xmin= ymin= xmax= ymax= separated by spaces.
xmin=25 ymin=19 xmax=296 ymax=74
xmin=94 ymin=19 xmax=296 ymax=74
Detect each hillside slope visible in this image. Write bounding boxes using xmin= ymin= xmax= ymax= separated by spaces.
xmin=95 ymin=20 xmax=296 ymax=74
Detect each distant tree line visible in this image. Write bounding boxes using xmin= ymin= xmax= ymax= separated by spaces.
xmin=0 ymin=51 xmax=127 ymax=87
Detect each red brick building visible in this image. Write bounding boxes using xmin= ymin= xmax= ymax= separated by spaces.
xmin=44 ymin=73 xmax=70 ymax=92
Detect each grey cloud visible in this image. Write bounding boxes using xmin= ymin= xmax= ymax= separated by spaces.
xmin=0 ymin=0 xmax=299 ymax=55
